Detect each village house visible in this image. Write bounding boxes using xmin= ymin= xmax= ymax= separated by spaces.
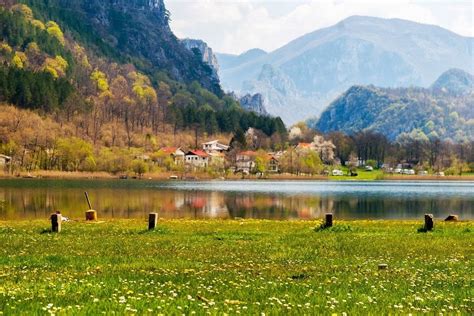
xmin=159 ymin=147 xmax=185 ymax=164
xmin=267 ymin=154 xmax=280 ymax=173
xmin=0 ymin=154 xmax=11 ymax=172
xmin=202 ymin=140 xmax=229 ymax=153
xmin=235 ymin=151 xmax=257 ymax=174
xmin=185 ymin=150 xmax=209 ymax=168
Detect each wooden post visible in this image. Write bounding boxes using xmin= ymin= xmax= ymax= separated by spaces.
xmin=51 ymin=214 xmax=62 ymax=233
xmin=325 ymin=213 xmax=333 ymax=228
xmin=86 ymin=210 xmax=97 ymax=221
xmin=149 ymin=213 xmax=158 ymax=230
xmin=84 ymin=191 xmax=97 ymax=221
xmin=84 ymin=192 xmax=92 ymax=209
xmin=424 ymin=214 xmax=434 ymax=231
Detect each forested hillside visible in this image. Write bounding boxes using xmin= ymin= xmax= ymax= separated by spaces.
xmin=0 ymin=2 xmax=286 ymax=173
xmin=315 ymin=70 xmax=474 ymax=142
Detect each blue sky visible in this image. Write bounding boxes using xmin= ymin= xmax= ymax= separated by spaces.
xmin=166 ymin=0 xmax=473 ymax=54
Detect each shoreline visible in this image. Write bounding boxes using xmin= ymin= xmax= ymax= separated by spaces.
xmin=0 ymin=171 xmax=473 ymax=181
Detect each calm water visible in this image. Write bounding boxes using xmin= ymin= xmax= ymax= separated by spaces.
xmin=0 ymin=179 xmax=473 ymax=220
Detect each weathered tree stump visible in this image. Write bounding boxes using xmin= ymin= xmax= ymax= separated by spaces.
xmin=51 ymin=213 xmax=62 ymax=233
xmin=86 ymin=210 xmax=97 ymax=221
xmin=325 ymin=213 xmax=333 ymax=228
xmin=445 ymin=214 xmax=459 ymax=222
xmin=149 ymin=213 xmax=158 ymax=230
xmin=424 ymin=214 xmax=434 ymax=231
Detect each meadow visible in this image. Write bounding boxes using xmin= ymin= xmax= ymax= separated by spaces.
xmin=0 ymin=219 xmax=472 ymax=314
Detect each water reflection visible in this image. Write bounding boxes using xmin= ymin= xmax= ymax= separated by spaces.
xmin=0 ymin=180 xmax=473 ymax=220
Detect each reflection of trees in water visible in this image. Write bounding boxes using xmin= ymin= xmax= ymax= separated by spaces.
xmin=223 ymin=194 xmax=332 ymax=220
xmin=332 ymin=194 xmax=472 ymax=219
xmin=1 ymin=185 xmax=473 ymax=220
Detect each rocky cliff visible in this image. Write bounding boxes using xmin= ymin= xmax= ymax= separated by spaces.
xmin=181 ymin=38 xmax=220 ymax=80
xmin=238 ymin=93 xmax=268 ymax=115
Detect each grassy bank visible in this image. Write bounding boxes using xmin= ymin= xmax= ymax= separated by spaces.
xmin=0 ymin=220 xmax=472 ymax=314
xmin=2 ymin=170 xmax=474 ymax=181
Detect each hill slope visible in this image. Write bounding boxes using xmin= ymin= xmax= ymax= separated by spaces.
xmin=0 ymin=2 xmax=287 ymax=149
xmin=217 ymin=16 xmax=474 ymax=124
xmin=314 ymin=70 xmax=474 ymax=141
xmin=431 ymin=68 xmax=474 ymax=95
xmin=18 ymin=0 xmax=222 ymax=94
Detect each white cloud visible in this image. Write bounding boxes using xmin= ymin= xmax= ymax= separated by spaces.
xmin=166 ymin=0 xmax=474 ymax=54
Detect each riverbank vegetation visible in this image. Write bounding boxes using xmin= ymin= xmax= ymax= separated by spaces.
xmin=0 ymin=220 xmax=472 ymax=314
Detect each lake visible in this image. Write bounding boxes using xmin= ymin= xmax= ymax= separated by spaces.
xmin=0 ymin=179 xmax=473 ymax=220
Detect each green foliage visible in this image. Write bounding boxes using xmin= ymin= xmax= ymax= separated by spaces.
xmin=0 ymin=8 xmax=74 ymax=67
xmin=131 ymin=159 xmax=148 ymax=177
xmin=0 ymin=66 xmax=73 ymax=111
xmin=316 ymin=85 xmax=473 ymax=142
xmin=299 ymin=150 xmax=323 ymax=175
xmin=96 ymin=148 xmax=132 ymax=174
xmin=55 ymin=137 xmax=95 ymax=171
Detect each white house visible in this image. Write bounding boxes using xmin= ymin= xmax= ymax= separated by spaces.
xmin=185 ymin=150 xmax=209 ymax=168
xmin=159 ymin=147 xmax=185 ymax=164
xmin=202 ymin=140 xmax=229 ymax=153
xmin=235 ymin=151 xmax=257 ymax=174
xmin=0 ymin=154 xmax=11 ymax=166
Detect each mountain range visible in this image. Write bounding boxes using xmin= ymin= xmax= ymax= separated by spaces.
xmin=216 ymin=16 xmax=474 ymax=124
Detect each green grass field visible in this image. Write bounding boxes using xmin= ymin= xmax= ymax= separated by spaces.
xmin=0 ymin=220 xmax=472 ymax=314
xmin=329 ymin=167 xmax=384 ymax=180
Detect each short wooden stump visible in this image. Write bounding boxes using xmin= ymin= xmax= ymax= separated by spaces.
xmin=378 ymin=263 xmax=388 ymax=270
xmin=51 ymin=214 xmax=62 ymax=233
xmin=86 ymin=210 xmax=97 ymax=221
xmin=149 ymin=213 xmax=158 ymax=230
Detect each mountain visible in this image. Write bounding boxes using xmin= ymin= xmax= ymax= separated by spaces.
xmin=0 ymin=1 xmax=287 ymax=143
xmin=18 ymin=0 xmax=222 ymax=94
xmin=181 ymin=38 xmax=220 ymax=81
xmin=314 ymin=70 xmax=474 ymax=142
xmin=238 ymin=93 xmax=268 ymax=115
xmin=216 ymin=49 xmax=267 ymax=70
xmin=431 ymin=68 xmax=474 ymax=95
xmin=217 ymin=16 xmax=474 ymax=124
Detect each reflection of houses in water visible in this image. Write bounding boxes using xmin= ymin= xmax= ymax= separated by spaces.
xmin=183 ymin=191 xmax=228 ymax=218
xmin=222 ymin=194 xmax=336 ymax=220
xmin=3 ymin=184 xmax=473 ymax=220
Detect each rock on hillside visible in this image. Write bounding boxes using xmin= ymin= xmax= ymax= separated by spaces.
xmin=238 ymin=93 xmax=268 ymax=115
xmin=181 ymin=38 xmax=220 ymax=80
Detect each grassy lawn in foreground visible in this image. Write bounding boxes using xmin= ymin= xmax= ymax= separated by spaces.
xmin=0 ymin=220 xmax=472 ymax=314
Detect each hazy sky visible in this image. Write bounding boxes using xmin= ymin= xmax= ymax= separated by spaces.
xmin=166 ymin=0 xmax=473 ymax=54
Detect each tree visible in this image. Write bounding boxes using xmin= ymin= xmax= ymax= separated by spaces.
xmin=55 ymin=137 xmax=94 ymax=171
xmin=46 ymin=21 xmax=65 ymax=46
xmin=131 ymin=159 xmax=148 ymax=178
xmin=299 ymin=150 xmax=323 ymax=175
xmin=254 ymin=150 xmax=269 ymax=175
xmin=230 ymin=129 xmax=247 ymax=149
